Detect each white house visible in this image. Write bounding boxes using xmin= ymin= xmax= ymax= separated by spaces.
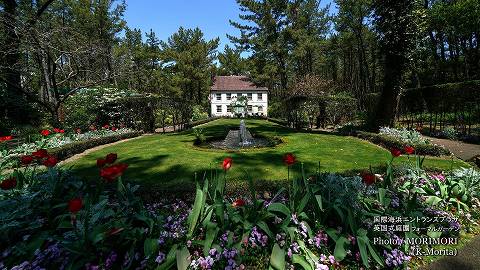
xmin=210 ymin=76 xmax=268 ymax=117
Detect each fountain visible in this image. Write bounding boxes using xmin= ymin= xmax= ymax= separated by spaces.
xmin=207 ymin=120 xmax=274 ymax=150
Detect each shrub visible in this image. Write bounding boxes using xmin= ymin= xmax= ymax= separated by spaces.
xmin=379 ymin=127 xmax=429 ymax=145
xmin=192 ymin=128 xmax=206 ymax=145
xmin=357 ymin=131 xmax=450 ymax=156
xmin=49 ymin=131 xmax=143 ymax=161
xmin=191 ymin=105 xmax=209 ymax=122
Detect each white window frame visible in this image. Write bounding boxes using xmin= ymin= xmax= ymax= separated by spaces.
xmin=216 ymin=105 xmax=222 ymax=113
xmin=258 ymin=93 xmax=263 ymax=101
xmin=247 ymin=93 xmax=253 ymax=100
xmin=226 ymin=93 xmax=231 ymax=100
xmin=216 ymin=93 xmax=222 ymax=101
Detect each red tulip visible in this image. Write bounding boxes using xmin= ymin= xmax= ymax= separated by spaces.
xmin=103 ymin=124 xmax=109 ymax=129
xmin=0 ymin=177 xmax=17 ymax=190
xmin=361 ymin=172 xmax=376 ymax=186
xmin=32 ymin=149 xmax=48 ymax=159
xmin=40 ymin=130 xmax=50 ymax=136
xmin=75 ymin=128 xmax=82 ymax=134
xmin=97 ymin=158 xmax=107 ymax=167
xmin=111 ymin=127 xmax=117 ymax=131
xmin=21 ymin=155 xmax=34 ymax=165
xmin=53 ymin=128 xmax=64 ymax=133
xmin=68 ymin=198 xmax=83 ymax=213
xmin=105 ymin=153 xmax=117 ymax=164
xmin=100 ymin=163 xmax=128 ymax=182
xmin=43 ymin=156 xmax=58 ymax=167
xmin=0 ymin=135 xmax=13 ymax=142
xmin=283 ymin=153 xmax=296 ymax=166
xmin=390 ymin=148 xmax=402 ymax=157
xmin=222 ymin=157 xmax=233 ymax=171
xmin=232 ymin=198 xmax=246 ymax=207
xmin=404 ymin=145 xmax=415 ymax=155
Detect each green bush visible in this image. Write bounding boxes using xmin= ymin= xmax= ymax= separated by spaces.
xmin=191 ymin=105 xmax=209 ymax=122
xmin=357 ymin=131 xmax=450 ymax=156
xmin=49 ymin=131 xmax=143 ymax=161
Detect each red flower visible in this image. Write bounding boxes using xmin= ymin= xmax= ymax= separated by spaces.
xmin=103 ymin=124 xmax=109 ymax=129
xmin=43 ymin=156 xmax=58 ymax=167
xmin=361 ymin=172 xmax=376 ymax=186
xmin=97 ymin=158 xmax=107 ymax=167
xmin=0 ymin=177 xmax=17 ymax=190
xmin=32 ymin=149 xmax=48 ymax=159
xmin=53 ymin=128 xmax=64 ymax=133
xmin=0 ymin=135 xmax=13 ymax=142
xmin=111 ymin=127 xmax=117 ymax=131
xmin=21 ymin=155 xmax=34 ymax=165
xmin=105 ymin=153 xmax=117 ymax=164
xmin=232 ymin=198 xmax=246 ymax=207
xmin=404 ymin=145 xmax=415 ymax=155
xmin=40 ymin=130 xmax=50 ymax=136
xmin=100 ymin=163 xmax=128 ymax=182
xmin=283 ymin=153 xmax=296 ymax=166
xmin=75 ymin=128 xmax=82 ymax=134
xmin=390 ymin=148 xmax=402 ymax=157
xmin=68 ymin=197 xmax=83 ymax=213
xmin=222 ymin=157 xmax=233 ymax=171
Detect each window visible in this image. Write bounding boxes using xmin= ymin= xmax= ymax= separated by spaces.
xmin=247 ymin=105 xmax=253 ymax=112
xmin=237 ymin=93 xmax=242 ymax=98
xmin=216 ymin=105 xmax=222 ymax=113
xmin=216 ymin=93 xmax=221 ymax=101
xmin=226 ymin=93 xmax=231 ymax=100
xmin=247 ymin=93 xmax=252 ymax=100
xmin=258 ymin=93 xmax=263 ymax=101
xmin=258 ymin=106 xmax=263 ymax=112
xmin=227 ymin=106 xmax=231 ymax=113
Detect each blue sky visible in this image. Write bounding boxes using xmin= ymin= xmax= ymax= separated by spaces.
xmin=124 ymin=0 xmax=335 ymax=52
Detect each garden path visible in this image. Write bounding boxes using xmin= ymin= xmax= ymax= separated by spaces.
xmin=424 ymin=136 xmax=480 ymax=161
xmin=422 ymin=236 xmax=480 ymax=270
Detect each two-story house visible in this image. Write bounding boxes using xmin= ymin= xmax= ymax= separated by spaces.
xmin=210 ymin=76 xmax=268 ymax=117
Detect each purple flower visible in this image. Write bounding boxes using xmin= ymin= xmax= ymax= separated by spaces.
xmin=105 ymin=251 xmax=117 ymax=269
xmin=384 ymin=249 xmax=411 ymax=267
xmin=328 ymin=255 xmax=335 ymax=264
xmin=155 ymin=252 xmax=166 ymax=264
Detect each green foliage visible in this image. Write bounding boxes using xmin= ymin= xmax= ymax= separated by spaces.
xmin=191 ymin=105 xmax=209 ymax=122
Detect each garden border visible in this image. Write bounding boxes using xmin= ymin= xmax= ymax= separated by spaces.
xmin=357 ymin=131 xmax=451 ymax=157
xmin=50 ymin=131 xmax=143 ymax=162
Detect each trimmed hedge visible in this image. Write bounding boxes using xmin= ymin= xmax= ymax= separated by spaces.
xmin=50 ymin=131 xmax=143 ymax=161
xmin=357 ymin=131 xmax=451 ymax=157
xmin=267 ymin=117 xmax=288 ymax=126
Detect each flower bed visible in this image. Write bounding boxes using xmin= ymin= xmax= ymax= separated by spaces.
xmin=358 ymin=129 xmax=450 ymax=157
xmin=0 ymin=143 xmax=479 ymax=269
xmin=0 ymin=128 xmax=142 ymax=169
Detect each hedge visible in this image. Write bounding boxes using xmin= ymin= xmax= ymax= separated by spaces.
xmin=49 ymin=131 xmax=143 ymax=161
xmin=267 ymin=117 xmax=288 ymax=126
xmin=357 ymin=131 xmax=451 ymax=157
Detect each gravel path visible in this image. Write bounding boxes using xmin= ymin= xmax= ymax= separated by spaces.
xmin=422 ymin=236 xmax=480 ymax=270
xmin=424 ymin=136 xmax=480 ymax=161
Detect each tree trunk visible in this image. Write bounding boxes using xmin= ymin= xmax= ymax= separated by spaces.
xmin=369 ymin=53 xmax=403 ymax=130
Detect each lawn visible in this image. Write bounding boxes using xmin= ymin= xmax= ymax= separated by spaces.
xmin=68 ymin=119 xmax=469 ymax=189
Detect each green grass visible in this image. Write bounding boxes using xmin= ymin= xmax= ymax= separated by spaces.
xmin=67 ymin=119 xmax=469 ymax=189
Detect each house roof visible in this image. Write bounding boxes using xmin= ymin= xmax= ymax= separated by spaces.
xmin=211 ymin=76 xmax=268 ymax=91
